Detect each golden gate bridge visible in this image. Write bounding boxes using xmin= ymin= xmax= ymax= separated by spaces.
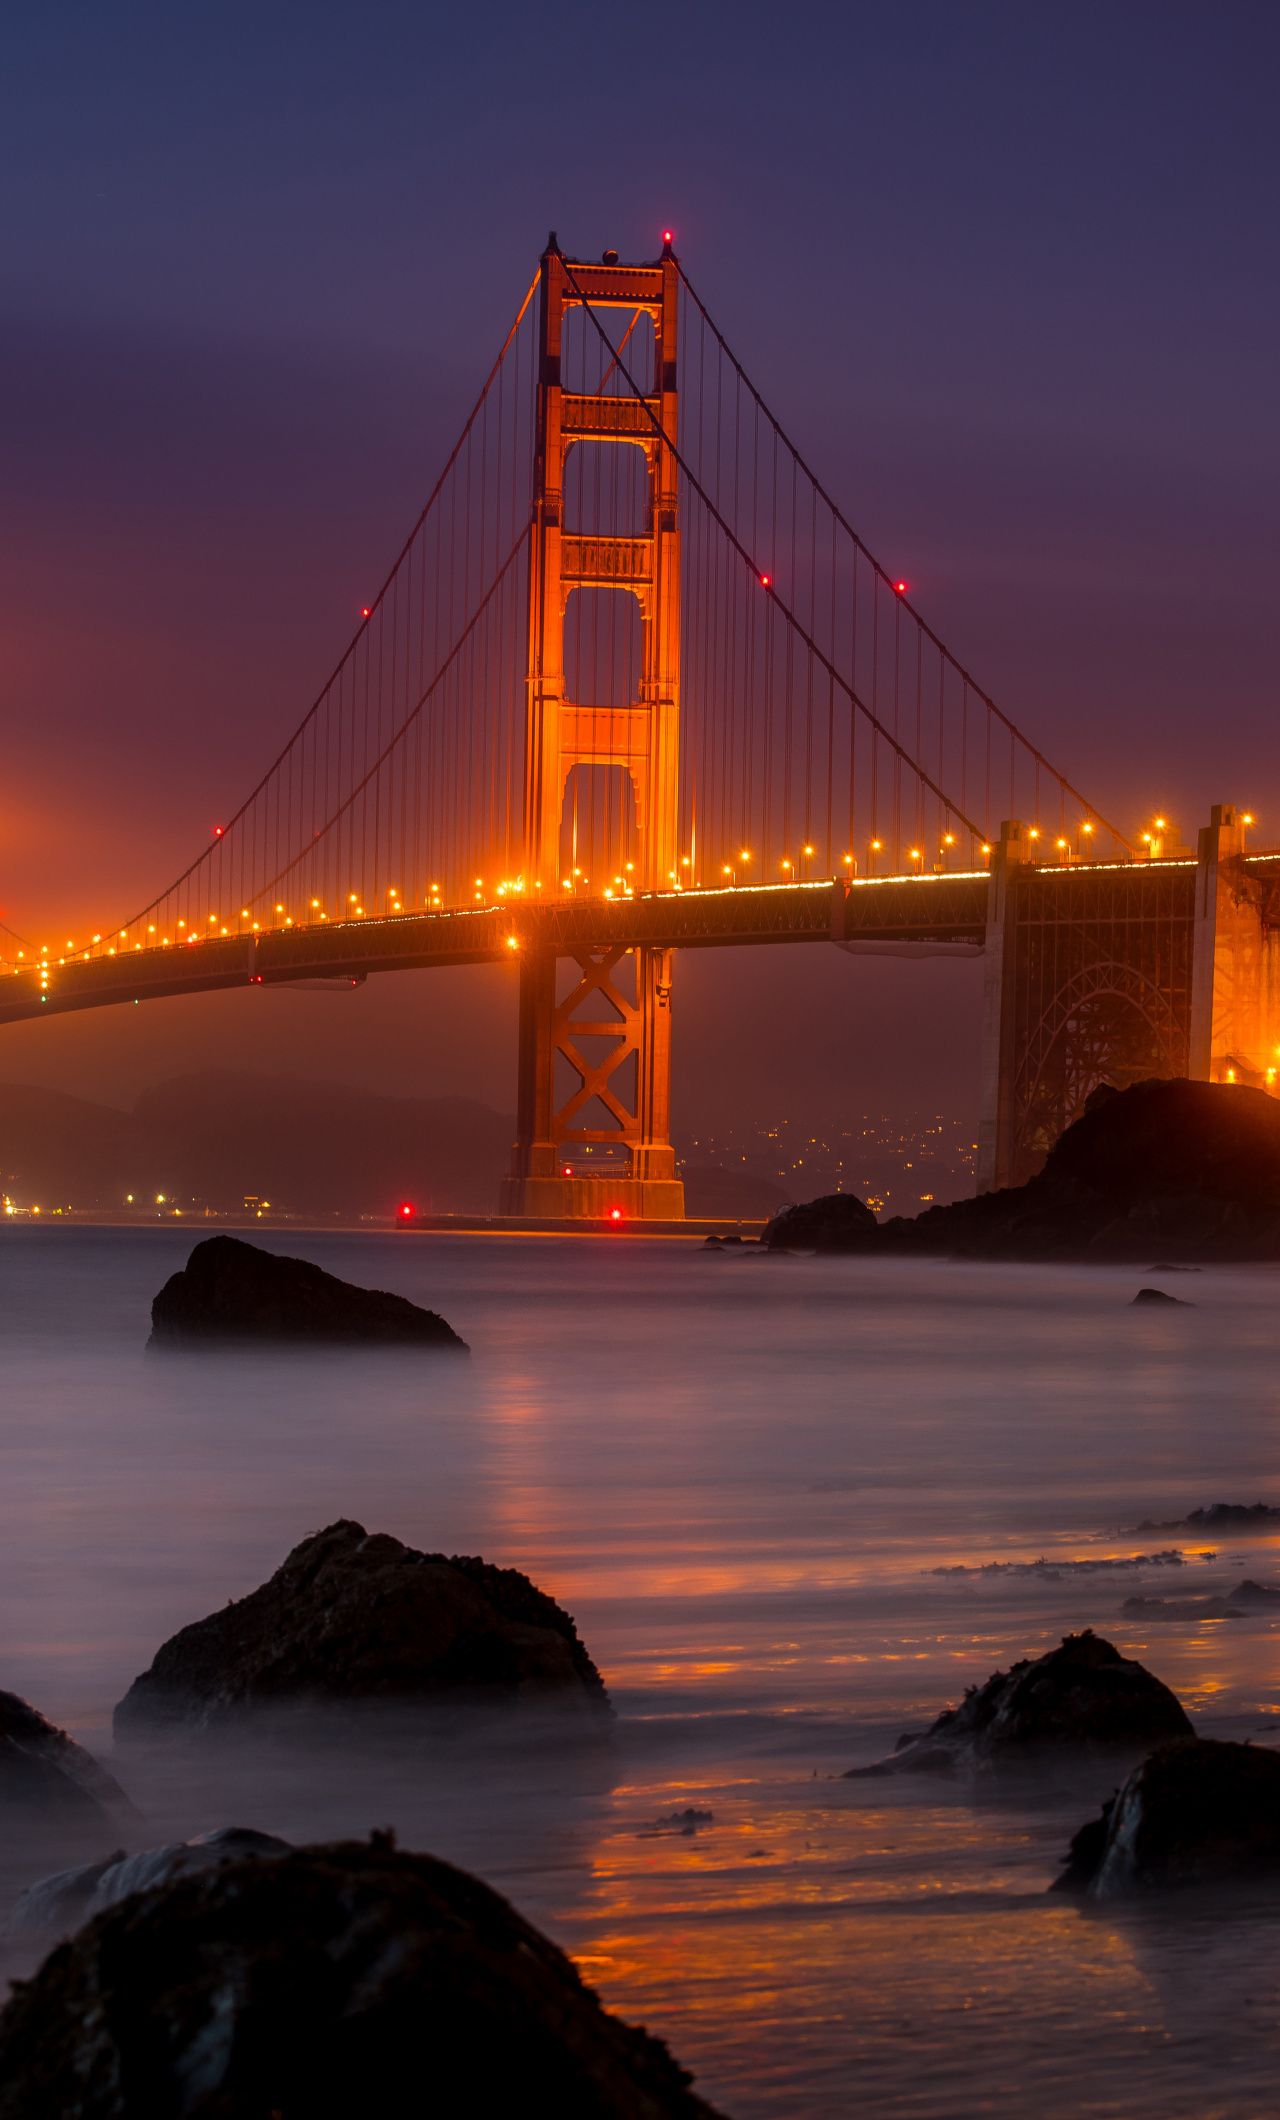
xmin=5 ymin=238 xmax=1277 ymax=1204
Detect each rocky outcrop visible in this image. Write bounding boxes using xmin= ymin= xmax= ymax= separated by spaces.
xmin=0 ymin=1837 xmax=724 ymax=2118
xmin=847 ymin=1631 xmax=1192 ymax=1777
xmin=1131 ymin=1286 xmax=1190 ymax=1305
xmin=9 ymin=1829 xmax=290 ymax=1940
xmin=763 ymin=1192 xmax=880 ymax=1253
xmin=148 ymin=1234 xmax=467 ymax=1349
xmin=1121 ymin=1579 xmax=1280 ymax=1623
xmin=0 ymin=1691 xmax=132 ymax=1835
xmin=1055 ymin=1738 xmax=1280 ymax=1895
xmin=113 ymin=1520 xmax=610 ymax=1744
xmin=1133 ymin=1501 xmax=1280 ymax=1534
xmin=888 ymin=1080 xmax=1280 ymax=1261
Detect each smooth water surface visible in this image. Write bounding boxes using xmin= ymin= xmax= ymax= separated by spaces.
xmin=3 ymin=1226 xmax=1280 ymax=2115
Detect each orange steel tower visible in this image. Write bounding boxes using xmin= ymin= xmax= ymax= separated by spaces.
xmin=502 ymin=237 xmax=685 ymax=1219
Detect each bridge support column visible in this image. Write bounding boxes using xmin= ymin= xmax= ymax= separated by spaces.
xmin=1190 ymin=803 xmax=1280 ymax=1086
xmin=501 ymin=943 xmax=685 ymax=1220
xmin=976 ymin=821 xmax=1029 ymax=1194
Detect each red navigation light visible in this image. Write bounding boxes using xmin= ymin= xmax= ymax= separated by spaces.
xmin=562 ymin=1165 xmax=572 ymax=1178
xmin=662 ymin=228 xmax=674 ymax=244
xmin=609 ymin=1207 xmax=623 ymax=1222
xmin=249 ymin=974 xmax=263 ymax=984
xmin=894 ymin=579 xmax=907 ymax=595
xmin=399 ymin=1202 xmax=414 ymax=1219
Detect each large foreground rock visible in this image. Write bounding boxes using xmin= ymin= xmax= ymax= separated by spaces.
xmin=0 ymin=1690 xmax=131 ymax=1835
xmin=148 ymin=1234 xmax=467 ymax=1349
xmin=763 ymin=1191 xmax=880 ymax=1253
xmin=114 ymin=1520 xmax=610 ymax=1743
xmin=0 ymin=1838 xmax=724 ymax=2118
xmin=892 ymin=1079 xmax=1280 ymax=1261
xmin=848 ymin=1631 xmax=1191 ymax=1777
xmin=1055 ymin=1737 xmax=1280 ymax=1895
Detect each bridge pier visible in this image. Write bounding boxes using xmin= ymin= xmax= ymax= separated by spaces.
xmin=979 ymin=803 xmax=1280 ymax=1193
xmin=500 ymin=942 xmax=685 ymax=1220
xmin=1189 ymin=803 xmax=1280 ymax=1087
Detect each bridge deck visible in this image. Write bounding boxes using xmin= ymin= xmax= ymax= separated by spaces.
xmin=0 ymin=874 xmax=993 ymax=1028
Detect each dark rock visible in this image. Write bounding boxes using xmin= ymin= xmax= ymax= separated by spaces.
xmin=847 ymin=1630 xmax=1192 ymax=1778
xmin=1131 ymin=1286 xmax=1190 ymax=1305
xmin=9 ymin=1828 xmax=290 ymax=1940
xmin=1122 ymin=1578 xmax=1280 ymax=1623
xmin=113 ymin=1519 xmax=611 ymax=1744
xmin=0 ymin=1691 xmax=132 ymax=1834
xmin=0 ymin=1838 xmax=724 ymax=2118
xmin=886 ymin=1080 xmax=1280 ymax=1262
xmin=148 ymin=1234 xmax=467 ymax=1349
xmin=1054 ymin=1737 xmax=1280 ymax=1895
xmin=763 ymin=1192 xmax=879 ymax=1253
xmin=1134 ymin=1501 xmax=1280 ymax=1534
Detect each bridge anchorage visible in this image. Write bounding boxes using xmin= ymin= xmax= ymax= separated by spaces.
xmin=7 ymin=238 xmax=1279 ymax=1214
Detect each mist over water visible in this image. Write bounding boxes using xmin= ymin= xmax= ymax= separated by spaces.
xmin=4 ymin=1226 xmax=1280 ymax=2115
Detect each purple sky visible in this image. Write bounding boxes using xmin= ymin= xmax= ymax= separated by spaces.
xmin=2 ymin=2 xmax=1276 ymax=1137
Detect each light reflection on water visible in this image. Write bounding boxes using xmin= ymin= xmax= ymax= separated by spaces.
xmin=2 ymin=1226 xmax=1280 ymax=2115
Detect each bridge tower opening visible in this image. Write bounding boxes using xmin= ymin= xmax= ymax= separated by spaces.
xmin=502 ymin=237 xmax=685 ymax=1220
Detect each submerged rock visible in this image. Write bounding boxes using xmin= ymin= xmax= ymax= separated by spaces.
xmin=113 ymin=1519 xmax=610 ymax=1744
xmin=763 ymin=1192 xmax=879 ymax=1253
xmin=0 ymin=1838 xmax=724 ymax=2118
xmin=1121 ymin=1578 xmax=1280 ymax=1623
xmin=148 ymin=1234 xmax=467 ymax=1349
xmin=1055 ymin=1737 xmax=1280 ymax=1895
xmin=847 ymin=1630 xmax=1192 ymax=1778
xmin=0 ymin=1691 xmax=132 ymax=1835
xmin=9 ymin=1828 xmax=289 ymax=1940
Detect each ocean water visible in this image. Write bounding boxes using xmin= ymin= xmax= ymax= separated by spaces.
xmin=3 ymin=1224 xmax=1280 ymax=2116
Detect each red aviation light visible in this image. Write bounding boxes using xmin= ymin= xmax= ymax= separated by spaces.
xmin=399 ymin=1202 xmax=414 ymax=1219
xmin=562 ymin=1165 xmax=572 ymax=1178
xmin=609 ymin=1207 xmax=623 ymax=1222
xmin=894 ymin=580 xmax=908 ymax=595
xmin=760 ymin=573 xmax=771 ymax=588
xmin=360 ymin=606 xmax=371 ymax=619
xmin=213 ymin=824 xmax=225 ymax=837
xmin=662 ymin=228 xmax=674 ymax=244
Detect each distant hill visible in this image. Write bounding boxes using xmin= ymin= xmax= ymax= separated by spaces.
xmin=0 ymin=1073 xmax=794 ymax=1221
xmin=0 ymin=1072 xmax=514 ymax=1217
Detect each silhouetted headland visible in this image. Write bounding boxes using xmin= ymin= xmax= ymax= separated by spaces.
xmin=767 ymin=1080 xmax=1280 ymax=1261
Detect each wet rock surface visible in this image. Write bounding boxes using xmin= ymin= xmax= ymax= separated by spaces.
xmin=1055 ymin=1737 xmax=1280 ymax=1895
xmin=113 ymin=1519 xmax=611 ymax=1744
xmin=0 ymin=1837 xmax=725 ymax=2118
xmin=0 ymin=1690 xmax=132 ymax=1836
xmin=9 ymin=1828 xmax=290 ymax=1940
xmin=848 ymin=1630 xmax=1192 ymax=1777
xmin=148 ymin=1233 xmax=468 ymax=1349
xmin=763 ymin=1192 xmax=880 ymax=1253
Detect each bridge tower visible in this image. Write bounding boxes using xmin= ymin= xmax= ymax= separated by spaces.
xmin=502 ymin=238 xmax=685 ymax=1220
